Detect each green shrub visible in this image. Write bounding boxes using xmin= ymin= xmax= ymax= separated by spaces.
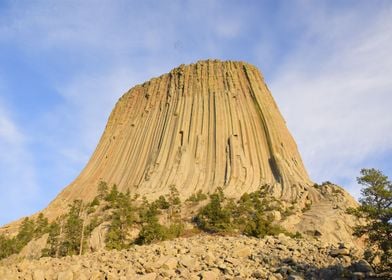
xmin=186 ymin=190 xmax=208 ymax=203
xmin=286 ymin=231 xmax=303 ymax=239
xmin=194 ymin=188 xmax=232 ymax=233
xmin=1 ymin=214 xmax=51 ymax=260
xmin=89 ymin=197 xmax=100 ymax=207
xmin=243 ymin=214 xmax=285 ymax=238
xmin=153 ymin=195 xmax=170 ymax=210
xmin=0 ymin=234 xmax=15 ymax=259
xmin=135 ymin=219 xmax=168 ymax=245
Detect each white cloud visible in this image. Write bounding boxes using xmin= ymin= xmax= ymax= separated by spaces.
xmin=55 ymin=67 xmax=142 ymax=152
xmin=214 ymin=17 xmax=242 ymax=39
xmin=1 ymin=0 xmax=391 ymax=228
xmin=0 ymin=113 xmax=23 ymax=144
xmin=0 ymin=96 xmax=39 ymax=225
xmin=269 ymin=3 xmax=392 ymax=198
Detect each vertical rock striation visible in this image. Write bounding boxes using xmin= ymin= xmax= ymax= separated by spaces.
xmin=53 ymin=60 xmax=313 ymax=209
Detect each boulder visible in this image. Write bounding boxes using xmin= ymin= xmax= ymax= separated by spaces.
xmin=353 ymin=259 xmax=374 ymax=273
xmin=57 ymin=270 xmax=74 ymax=280
xmin=32 ymin=270 xmax=45 ymax=280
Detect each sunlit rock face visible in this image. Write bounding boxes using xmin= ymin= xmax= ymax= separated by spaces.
xmin=2 ymin=60 xmax=360 ymax=246
xmin=52 ymin=60 xmax=312 ymax=208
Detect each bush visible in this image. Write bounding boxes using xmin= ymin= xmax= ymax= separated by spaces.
xmin=153 ymin=195 xmax=170 ymax=210
xmin=0 ymin=234 xmax=14 ymax=259
xmin=186 ymin=190 xmax=208 ymax=203
xmin=1 ymin=214 xmax=51 ymax=260
xmin=194 ymin=188 xmax=232 ymax=233
xmin=135 ymin=219 xmax=168 ymax=245
xmin=243 ymin=213 xmax=286 ymax=238
xmin=135 ymin=203 xmax=168 ymax=245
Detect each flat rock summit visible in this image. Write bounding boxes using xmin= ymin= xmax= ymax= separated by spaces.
xmin=1 ymin=60 xmax=371 ymax=279
xmin=38 ymin=60 xmax=357 ymax=243
xmin=56 ymin=60 xmax=311 ymax=204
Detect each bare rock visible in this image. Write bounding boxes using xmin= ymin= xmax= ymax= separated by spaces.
xmin=20 ymin=234 xmax=48 ymax=260
xmin=139 ymin=272 xmax=157 ymax=280
xmin=352 ymin=259 xmax=374 ymax=273
xmin=32 ymin=270 xmax=45 ymax=280
xmin=161 ymin=257 xmax=178 ymax=270
xmin=233 ymin=247 xmax=252 ymax=258
xmin=330 ymin=248 xmax=350 ymax=257
xmin=88 ymin=223 xmax=108 ymax=252
xmin=200 ymin=269 xmax=220 ymax=280
xmin=57 ymin=270 xmax=74 ymax=280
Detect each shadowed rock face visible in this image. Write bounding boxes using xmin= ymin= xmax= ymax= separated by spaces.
xmin=52 ymin=60 xmax=312 ymax=209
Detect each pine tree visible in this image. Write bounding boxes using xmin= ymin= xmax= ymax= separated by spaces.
xmin=348 ymin=168 xmax=392 ymax=271
xmin=106 ymin=191 xmax=135 ymax=249
xmin=97 ymin=181 xmax=109 ymax=200
xmin=135 ymin=202 xmax=168 ymax=245
xmin=61 ymin=200 xmax=84 ymax=256
xmin=41 ymin=221 xmax=61 ymax=257
xmin=34 ymin=213 xmax=49 ymax=237
xmin=14 ymin=217 xmax=35 ymax=251
xmin=105 ymin=184 xmax=119 ymax=203
xmin=0 ymin=234 xmax=14 ymax=259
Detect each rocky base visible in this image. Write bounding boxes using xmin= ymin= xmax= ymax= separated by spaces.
xmin=1 ymin=234 xmax=389 ymax=280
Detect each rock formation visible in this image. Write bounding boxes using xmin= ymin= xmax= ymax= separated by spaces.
xmin=50 ymin=60 xmax=314 ymax=210
xmin=1 ymin=60 xmax=360 ymax=246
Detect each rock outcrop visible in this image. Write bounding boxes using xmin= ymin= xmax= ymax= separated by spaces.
xmin=48 ymin=60 xmax=315 ymax=215
xmin=1 ymin=60 xmax=360 ymax=247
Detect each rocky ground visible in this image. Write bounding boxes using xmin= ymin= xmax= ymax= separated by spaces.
xmin=1 ymin=233 xmax=388 ymax=280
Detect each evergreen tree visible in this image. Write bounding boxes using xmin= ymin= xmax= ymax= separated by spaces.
xmin=61 ymin=200 xmax=84 ymax=256
xmin=34 ymin=213 xmax=49 ymax=237
xmin=97 ymin=181 xmax=109 ymax=200
xmin=105 ymin=184 xmax=119 ymax=203
xmin=348 ymin=168 xmax=392 ymax=271
xmin=14 ymin=217 xmax=35 ymax=251
xmin=135 ymin=202 xmax=168 ymax=245
xmin=0 ymin=234 xmax=14 ymax=259
xmin=41 ymin=221 xmax=61 ymax=257
xmin=106 ymin=191 xmax=135 ymax=249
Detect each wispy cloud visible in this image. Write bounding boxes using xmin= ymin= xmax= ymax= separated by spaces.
xmin=269 ymin=2 xmax=392 ymax=197
xmin=0 ymin=94 xmax=39 ymax=224
xmin=0 ymin=0 xmax=391 ymax=226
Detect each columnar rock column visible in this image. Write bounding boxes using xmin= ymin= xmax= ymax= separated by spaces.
xmin=52 ymin=60 xmax=313 ymax=211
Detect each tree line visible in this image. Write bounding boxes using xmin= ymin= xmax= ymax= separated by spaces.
xmin=0 ymin=168 xmax=390 ymax=272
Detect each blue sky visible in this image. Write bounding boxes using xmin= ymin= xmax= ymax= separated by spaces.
xmin=0 ymin=0 xmax=391 ymax=226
